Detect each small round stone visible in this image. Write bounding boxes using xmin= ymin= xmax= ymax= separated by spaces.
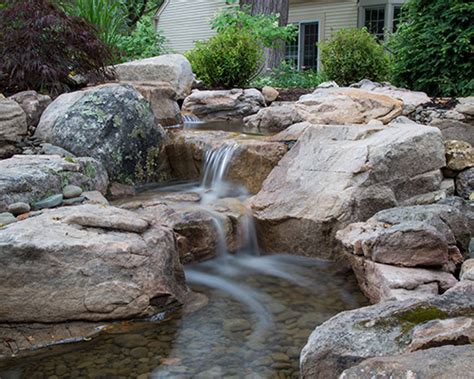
xmin=63 ymin=185 xmax=83 ymax=199
xmin=7 ymin=202 xmax=31 ymax=216
xmin=0 ymin=212 xmax=17 ymax=226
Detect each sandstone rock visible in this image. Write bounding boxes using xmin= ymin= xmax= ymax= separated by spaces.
xmin=445 ymin=140 xmax=474 ymax=171
xmin=348 ymin=255 xmax=458 ymax=303
xmin=350 ymin=79 xmax=431 ymax=115
xmin=243 ymin=103 xmax=304 ymax=132
xmin=300 ymin=282 xmax=474 ymax=378
xmin=251 ymin=124 xmax=446 ymax=259
xmin=0 ymin=155 xmax=108 ymax=213
xmin=461 ymin=259 xmax=474 ymax=281
xmin=35 ymin=84 xmax=169 ymax=184
xmin=7 ymin=202 xmax=30 ymax=216
xmin=455 ymin=97 xmax=474 ymax=117
xmin=124 ymin=81 xmax=183 ymax=126
xmin=456 ymin=168 xmax=474 ymax=200
xmin=166 ymin=129 xmax=287 ymax=194
xmin=0 ymin=204 xmax=188 ymax=322
xmin=114 ymin=54 xmax=194 ymax=99
xmin=337 ymin=203 xmax=471 ymax=272
xmin=63 ymin=184 xmax=83 ymax=199
xmin=83 ymin=191 xmax=109 ymax=206
xmin=339 ymin=345 xmax=474 ymax=379
xmin=0 ymin=99 xmax=27 ymax=159
xmin=261 ymin=86 xmax=279 ymax=103
xmin=109 ymin=182 xmax=136 ymax=199
xmin=182 ymin=89 xmax=265 ymax=121
xmin=430 ymin=119 xmax=474 ymax=145
xmin=296 ymin=87 xmax=403 ymax=125
xmin=9 ymin=90 xmax=52 ymax=131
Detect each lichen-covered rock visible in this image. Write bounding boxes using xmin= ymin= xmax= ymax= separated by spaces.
xmin=456 ymin=168 xmax=474 ymax=200
xmin=35 ymin=84 xmax=169 ymax=184
xmin=251 ymin=124 xmax=446 ymax=259
xmin=300 ymin=281 xmax=474 ymax=378
xmin=445 ymin=140 xmax=474 ymax=171
xmin=0 ymin=155 xmax=108 ymax=212
xmin=114 ymin=54 xmax=194 ymax=99
xmin=0 ymin=204 xmax=188 ymax=323
xmin=9 ymin=90 xmax=51 ymax=132
xmin=182 ymin=89 xmax=265 ymax=121
xmin=0 ymin=98 xmax=27 ymax=159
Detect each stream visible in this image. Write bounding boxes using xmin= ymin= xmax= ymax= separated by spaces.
xmin=0 ymin=124 xmax=368 ymax=379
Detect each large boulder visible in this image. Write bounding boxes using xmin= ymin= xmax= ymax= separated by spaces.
xmin=0 ymin=98 xmax=27 ymax=159
xmin=296 ymin=87 xmax=403 ymax=125
xmin=0 ymin=204 xmax=188 ymax=323
xmin=430 ymin=119 xmax=474 ymax=145
xmin=251 ymin=124 xmax=446 ymax=259
xmin=9 ymin=90 xmax=51 ymax=132
xmin=113 ymin=54 xmax=194 ymax=100
xmin=182 ymin=89 xmax=265 ymax=121
xmin=300 ymin=281 xmax=474 ymax=378
xmin=166 ymin=129 xmax=287 ymax=194
xmin=351 ymin=79 xmax=431 ymax=115
xmin=121 ymin=81 xmax=183 ymax=126
xmin=339 ymin=345 xmax=474 ymax=379
xmin=35 ymin=84 xmax=169 ymax=184
xmin=0 ymin=155 xmax=108 ymax=212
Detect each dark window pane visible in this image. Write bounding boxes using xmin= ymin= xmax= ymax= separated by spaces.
xmin=301 ymin=22 xmax=319 ymax=70
xmin=285 ymin=24 xmax=299 ymax=68
xmin=393 ymin=6 xmax=402 ymax=32
xmin=365 ymin=7 xmax=385 ymax=40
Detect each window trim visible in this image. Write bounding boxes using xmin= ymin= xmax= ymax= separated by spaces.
xmin=358 ymin=1 xmax=406 ymax=41
xmin=285 ymin=19 xmax=321 ymax=72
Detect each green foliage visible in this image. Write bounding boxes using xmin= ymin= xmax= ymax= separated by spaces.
xmin=211 ymin=5 xmax=297 ymax=48
xmin=186 ymin=30 xmax=263 ymax=88
xmin=66 ymin=0 xmax=126 ymax=49
xmin=116 ymin=16 xmax=166 ymax=63
xmin=252 ymin=62 xmax=327 ymax=89
xmin=389 ymin=0 xmax=474 ymax=97
xmin=320 ymin=28 xmax=390 ymax=86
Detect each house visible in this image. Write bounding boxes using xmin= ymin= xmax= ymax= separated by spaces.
xmin=155 ymin=0 xmax=406 ymax=70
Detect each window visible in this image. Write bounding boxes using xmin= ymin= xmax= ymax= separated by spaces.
xmin=393 ymin=5 xmax=403 ymax=32
xmin=364 ymin=7 xmax=385 ymax=40
xmin=285 ymin=22 xmax=319 ymax=71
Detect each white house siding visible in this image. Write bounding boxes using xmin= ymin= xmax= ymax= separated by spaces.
xmin=288 ymin=0 xmax=358 ymax=42
xmin=156 ymin=0 xmax=233 ymax=53
xmin=156 ymin=0 xmax=359 ymax=54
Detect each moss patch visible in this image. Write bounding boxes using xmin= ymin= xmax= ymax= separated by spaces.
xmin=396 ymin=306 xmax=449 ymax=334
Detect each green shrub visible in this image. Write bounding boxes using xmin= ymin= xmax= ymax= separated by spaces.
xmin=116 ymin=16 xmax=166 ymax=63
xmin=389 ymin=0 xmax=474 ymax=97
xmin=251 ymin=62 xmax=327 ymax=89
xmin=319 ymin=28 xmax=390 ymax=86
xmin=66 ymin=0 xmax=126 ymax=49
xmin=186 ymin=30 xmax=263 ymax=88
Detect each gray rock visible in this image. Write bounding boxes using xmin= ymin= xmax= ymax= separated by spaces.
xmin=339 ymin=345 xmax=474 ymax=379
xmin=40 ymin=143 xmax=75 ymax=158
xmin=35 ymin=84 xmax=169 ymax=184
xmin=243 ymin=103 xmax=304 ymax=132
xmin=7 ymin=202 xmax=31 ymax=216
xmin=317 ymin=81 xmax=339 ymax=89
xmin=0 ymin=204 xmax=188 ymax=322
xmin=9 ymin=90 xmax=52 ymax=131
xmin=83 ymin=191 xmax=109 ymax=206
xmin=300 ymin=281 xmax=474 ymax=378
xmin=114 ymin=54 xmax=194 ymax=100
xmin=470 ymin=238 xmax=474 ymax=258
xmin=182 ymin=89 xmax=265 ymax=121
xmin=63 ymin=185 xmax=83 ymax=199
xmin=0 ymin=99 xmax=27 ymax=159
xmin=460 ymin=259 xmax=474 ymax=281
xmin=62 ymin=196 xmax=86 ymax=206
xmin=0 ymin=155 xmax=108 ymax=213
xmin=0 ymin=212 xmax=16 ymax=226
xmin=456 ymin=168 xmax=474 ymax=200
xmin=33 ymin=194 xmax=63 ymax=210
xmin=430 ymin=119 xmax=474 ymax=145
xmin=251 ymin=124 xmax=446 ymax=259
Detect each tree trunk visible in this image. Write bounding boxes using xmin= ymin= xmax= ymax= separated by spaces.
xmin=240 ymin=0 xmax=290 ymax=70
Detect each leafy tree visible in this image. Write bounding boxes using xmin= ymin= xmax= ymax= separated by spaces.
xmin=122 ymin=0 xmax=164 ymax=29
xmin=389 ymin=0 xmax=474 ymax=97
xmin=319 ymin=28 xmax=390 ymax=86
xmin=0 ymin=0 xmax=112 ymax=95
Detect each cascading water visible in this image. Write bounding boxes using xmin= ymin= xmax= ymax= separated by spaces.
xmin=0 ymin=136 xmax=367 ymax=379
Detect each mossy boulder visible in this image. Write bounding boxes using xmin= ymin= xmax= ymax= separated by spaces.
xmin=35 ymin=84 xmax=169 ymax=184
